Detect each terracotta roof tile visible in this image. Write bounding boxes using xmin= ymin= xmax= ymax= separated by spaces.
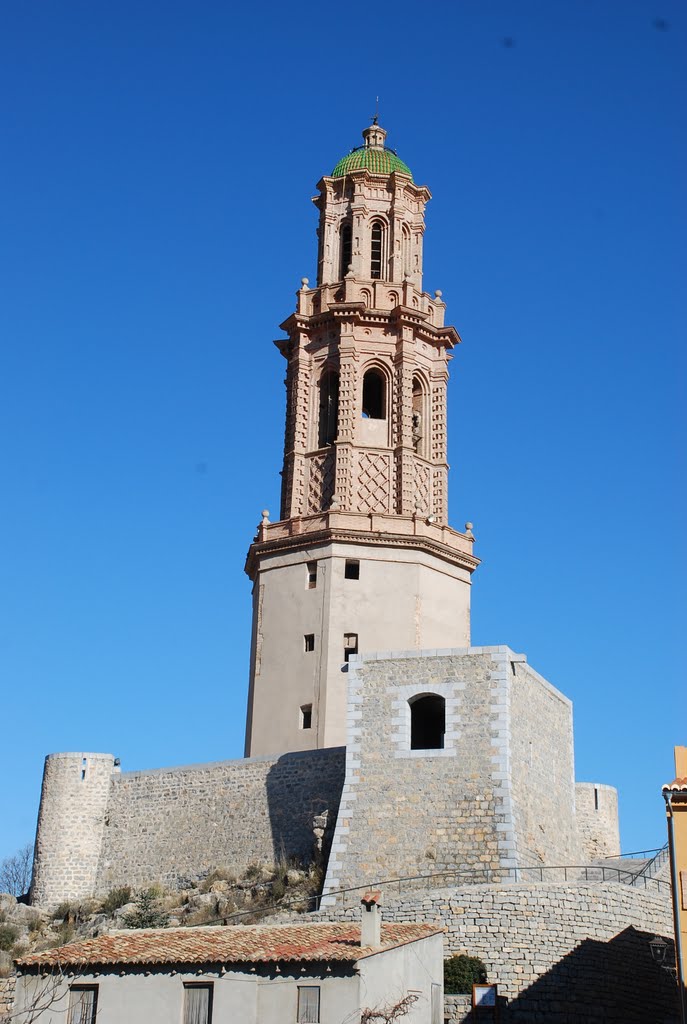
xmin=16 ymin=923 xmax=441 ymax=970
xmin=662 ymin=777 xmax=687 ymax=792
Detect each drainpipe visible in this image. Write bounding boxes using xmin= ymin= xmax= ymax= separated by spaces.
xmin=663 ymin=789 xmax=686 ymax=1024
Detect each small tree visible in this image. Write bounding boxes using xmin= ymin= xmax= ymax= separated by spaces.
xmin=122 ymin=888 xmax=169 ymax=929
xmin=0 ymin=847 xmax=33 ymax=899
xmin=444 ymin=953 xmax=487 ymax=994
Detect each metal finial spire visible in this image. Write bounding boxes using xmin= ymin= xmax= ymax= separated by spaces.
xmin=371 ymin=96 xmax=379 ymax=125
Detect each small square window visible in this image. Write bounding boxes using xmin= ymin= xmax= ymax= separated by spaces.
xmin=297 ymin=985 xmax=320 ymax=1023
xmin=306 ymin=561 xmax=318 ymax=589
xmin=300 ymin=704 xmax=313 ymax=730
xmin=344 ymin=559 xmax=360 ymax=580
xmin=343 ymin=632 xmax=358 ymax=662
xmin=304 ymin=633 xmax=315 ymax=653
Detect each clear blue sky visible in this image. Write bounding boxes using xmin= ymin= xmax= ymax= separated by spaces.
xmin=1 ymin=1 xmax=685 ymax=863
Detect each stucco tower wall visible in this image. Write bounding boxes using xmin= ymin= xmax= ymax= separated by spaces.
xmin=246 ymin=538 xmax=472 ymax=757
xmin=575 ymin=782 xmax=620 ymax=860
xmin=31 ymin=752 xmax=115 ymax=908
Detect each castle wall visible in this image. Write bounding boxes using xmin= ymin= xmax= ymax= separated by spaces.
xmin=509 ymin=658 xmax=578 ymax=865
xmin=324 ymin=647 xmax=581 ymax=897
xmin=575 ymin=782 xmax=620 ymax=860
xmin=31 ymin=748 xmax=345 ymax=907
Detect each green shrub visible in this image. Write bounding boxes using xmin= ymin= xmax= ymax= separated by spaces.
xmin=444 ymin=954 xmax=488 ymax=994
xmin=122 ymin=888 xmax=169 ymax=929
xmin=101 ymin=886 xmax=132 ymax=914
xmin=0 ymin=925 xmax=19 ymax=952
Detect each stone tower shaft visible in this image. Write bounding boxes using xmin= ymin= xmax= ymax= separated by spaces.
xmin=244 ymin=122 xmax=478 ymax=758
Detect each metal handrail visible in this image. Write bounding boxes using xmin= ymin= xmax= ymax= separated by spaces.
xmin=599 ymin=847 xmax=663 ymax=860
xmin=209 ymin=861 xmax=670 ymax=926
xmin=316 ymin=863 xmax=671 ymax=909
xmin=630 ymin=842 xmax=670 ymax=884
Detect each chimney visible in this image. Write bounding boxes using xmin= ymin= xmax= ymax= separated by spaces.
xmin=360 ymin=890 xmax=382 ymax=948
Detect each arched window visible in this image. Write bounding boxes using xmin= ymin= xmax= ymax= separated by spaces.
xmin=409 ymin=694 xmax=445 ymax=750
xmin=318 ymin=370 xmax=339 ymax=448
xmin=339 ymin=223 xmax=352 ymax=279
xmin=362 ymin=368 xmax=386 ymax=419
xmin=370 ymin=221 xmax=384 ymax=279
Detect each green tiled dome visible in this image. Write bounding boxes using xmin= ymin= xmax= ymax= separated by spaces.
xmin=332 ymin=146 xmax=413 ymax=180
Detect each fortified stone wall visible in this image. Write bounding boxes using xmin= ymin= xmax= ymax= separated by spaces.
xmin=315 ymin=880 xmax=676 ymax=1023
xmin=575 ymin=782 xmax=620 ymax=861
xmin=324 ymin=647 xmax=579 ymax=895
xmin=31 ymin=749 xmax=345 ymax=907
xmin=509 ymin=658 xmax=578 ymax=865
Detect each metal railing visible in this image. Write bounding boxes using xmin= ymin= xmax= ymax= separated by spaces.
xmin=209 ymin=861 xmax=670 ymax=927
xmin=316 ymin=863 xmax=670 ymax=910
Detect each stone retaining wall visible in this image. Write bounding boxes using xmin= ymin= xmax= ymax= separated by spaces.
xmin=314 ymin=880 xmax=678 ymax=1023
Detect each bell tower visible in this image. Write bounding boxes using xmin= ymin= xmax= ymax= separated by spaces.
xmin=244 ymin=121 xmax=479 ymax=757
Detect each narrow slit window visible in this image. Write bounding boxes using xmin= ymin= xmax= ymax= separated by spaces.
xmin=304 ymin=634 xmax=315 ymax=653
xmin=343 ymin=632 xmax=358 ymax=662
xmin=306 ymin=561 xmax=318 ymax=589
xmin=318 ymin=370 xmax=339 ymax=448
xmin=339 ymin=223 xmax=352 ymax=279
xmin=183 ymin=984 xmax=213 ymax=1024
xmin=344 ymin=559 xmax=360 ymax=580
xmin=594 ymin=786 xmax=599 ymax=811
xmin=300 ymin=704 xmax=313 ymax=730
xmin=297 ymin=986 xmax=320 ymax=1023
xmin=370 ymin=222 xmax=383 ymax=279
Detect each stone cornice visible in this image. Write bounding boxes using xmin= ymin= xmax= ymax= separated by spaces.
xmin=277 ymin=306 xmax=460 ymax=354
xmin=245 ymin=512 xmax=479 ymax=579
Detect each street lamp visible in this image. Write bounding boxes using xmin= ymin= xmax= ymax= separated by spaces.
xmin=649 ymin=935 xmax=669 ymax=966
xmin=649 ymin=935 xmax=677 ymax=982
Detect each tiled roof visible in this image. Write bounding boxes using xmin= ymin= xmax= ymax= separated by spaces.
xmin=331 ymin=147 xmax=413 ymax=179
xmin=17 ymin=923 xmax=441 ymax=969
xmin=663 ymin=777 xmax=687 ymax=792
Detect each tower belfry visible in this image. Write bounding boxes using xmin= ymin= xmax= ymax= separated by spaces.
xmin=244 ymin=121 xmax=479 ymax=757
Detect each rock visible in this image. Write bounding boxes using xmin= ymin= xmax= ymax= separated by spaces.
xmin=209 ymin=881 xmax=230 ymax=894
xmin=286 ymin=869 xmax=305 ymax=885
xmin=0 ymin=895 xmax=17 ymax=912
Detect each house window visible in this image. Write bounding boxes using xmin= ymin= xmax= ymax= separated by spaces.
xmin=370 ymin=221 xmax=384 ymax=279
xmin=362 ymin=369 xmax=386 ymax=419
xmin=183 ymin=984 xmax=213 ymax=1024
xmin=300 ymin=704 xmax=313 ymax=730
xmin=306 ymin=562 xmax=318 ymax=589
xmin=343 ymin=633 xmax=358 ymax=662
xmin=339 ymin=222 xmax=352 ymax=279
xmin=318 ymin=369 xmax=339 ymax=448
xmin=297 ymin=986 xmax=320 ymax=1023
xmin=67 ymin=986 xmax=98 ymax=1024
xmin=409 ymin=694 xmax=445 ymax=750
xmin=344 ymin=559 xmax=360 ymax=580
xmin=304 ymin=634 xmax=315 ymax=653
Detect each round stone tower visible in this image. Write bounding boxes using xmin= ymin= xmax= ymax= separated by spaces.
xmin=575 ymin=782 xmax=620 ymax=861
xmin=31 ymin=752 xmax=116 ymax=908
